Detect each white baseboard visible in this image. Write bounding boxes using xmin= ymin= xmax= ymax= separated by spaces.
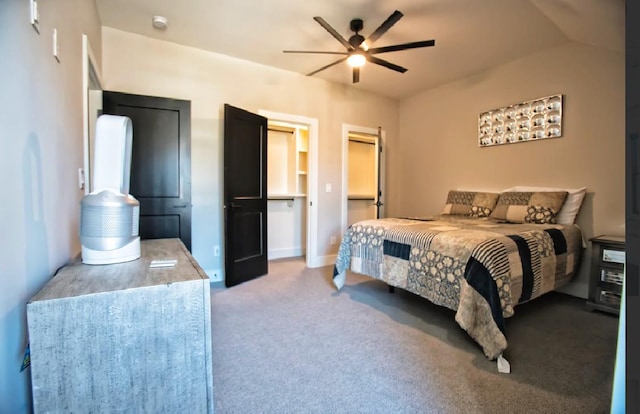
xmin=268 ymin=247 xmax=305 ymax=260
xmin=204 ymin=252 xmax=334 ymax=281
xmin=307 ymin=254 xmax=337 ymax=268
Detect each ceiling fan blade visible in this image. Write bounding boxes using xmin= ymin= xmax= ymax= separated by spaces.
xmin=367 ymin=56 xmax=407 ymax=73
xmin=368 ymin=40 xmax=436 ymax=54
xmin=307 ymin=57 xmax=348 ymax=76
xmin=353 ymin=67 xmax=360 ymax=84
xmin=313 ymin=17 xmax=354 ymax=50
xmin=283 ymin=50 xmax=348 ymax=55
xmin=364 ymin=10 xmax=403 ymax=47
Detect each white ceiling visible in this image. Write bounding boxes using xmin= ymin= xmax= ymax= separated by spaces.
xmin=95 ymin=0 xmax=624 ymax=100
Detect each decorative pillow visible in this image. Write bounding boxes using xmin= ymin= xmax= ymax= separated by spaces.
xmin=490 ymin=191 xmax=568 ymax=224
xmin=442 ymin=191 xmax=500 ymax=218
xmin=501 ymin=186 xmax=586 ymax=224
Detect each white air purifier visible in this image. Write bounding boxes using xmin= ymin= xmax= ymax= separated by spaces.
xmin=80 ymin=114 xmax=141 ymax=265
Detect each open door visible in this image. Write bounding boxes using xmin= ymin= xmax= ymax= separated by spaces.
xmin=342 ymin=125 xmax=385 ymax=229
xmin=223 ymin=104 xmax=268 ymax=287
xmin=375 ymin=127 xmax=385 ymax=219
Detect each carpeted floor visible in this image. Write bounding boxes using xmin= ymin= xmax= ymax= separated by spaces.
xmin=210 ymin=257 xmax=619 ymax=413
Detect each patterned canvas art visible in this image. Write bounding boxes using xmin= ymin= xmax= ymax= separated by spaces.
xmin=478 ymin=94 xmax=563 ymax=146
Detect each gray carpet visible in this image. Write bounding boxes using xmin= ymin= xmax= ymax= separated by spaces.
xmin=210 ymin=258 xmax=618 ymax=413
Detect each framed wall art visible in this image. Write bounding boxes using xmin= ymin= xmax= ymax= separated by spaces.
xmin=478 ymin=94 xmax=563 ymax=147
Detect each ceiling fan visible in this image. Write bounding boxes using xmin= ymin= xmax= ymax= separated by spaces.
xmin=283 ymin=10 xmax=435 ymax=84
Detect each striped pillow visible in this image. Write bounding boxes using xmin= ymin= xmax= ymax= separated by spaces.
xmin=490 ymin=191 xmax=568 ymax=224
xmin=442 ymin=191 xmax=500 ymax=218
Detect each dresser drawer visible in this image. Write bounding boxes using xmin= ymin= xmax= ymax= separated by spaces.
xmin=600 ymin=268 xmax=624 ymax=286
xmin=598 ymin=289 xmax=622 ymax=307
xmin=602 ymin=248 xmax=625 ymax=265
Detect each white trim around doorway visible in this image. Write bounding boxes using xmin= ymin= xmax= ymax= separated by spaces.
xmin=341 ymin=124 xmax=386 ymax=232
xmin=258 ymin=110 xmax=320 ymax=268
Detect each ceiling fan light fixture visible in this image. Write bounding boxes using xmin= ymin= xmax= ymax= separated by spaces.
xmin=347 ymin=52 xmax=366 ymax=68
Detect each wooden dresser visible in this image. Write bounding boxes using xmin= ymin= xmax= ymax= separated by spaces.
xmin=27 ymin=238 xmax=214 ymax=413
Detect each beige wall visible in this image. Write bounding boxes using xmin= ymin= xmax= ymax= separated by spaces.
xmin=396 ymin=41 xmax=625 ymax=298
xmin=101 ymin=27 xmax=399 ymax=275
xmin=101 ymin=30 xmax=623 ymax=298
xmin=0 ymin=0 xmax=102 ymax=411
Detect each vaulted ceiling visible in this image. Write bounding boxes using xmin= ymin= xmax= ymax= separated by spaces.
xmin=95 ymin=0 xmax=624 ymax=100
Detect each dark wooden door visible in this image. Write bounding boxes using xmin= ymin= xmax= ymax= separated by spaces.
xmin=375 ymin=131 xmax=384 ymax=219
xmin=223 ymin=104 xmax=268 ymax=287
xmin=626 ymin=2 xmax=640 ymax=411
xmin=102 ymin=91 xmax=192 ymax=250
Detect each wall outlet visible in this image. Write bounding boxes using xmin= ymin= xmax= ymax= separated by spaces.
xmin=208 ymin=269 xmax=222 ymax=282
xmin=213 ymin=245 xmax=220 ymax=256
xmin=330 ymin=236 xmax=336 ymax=245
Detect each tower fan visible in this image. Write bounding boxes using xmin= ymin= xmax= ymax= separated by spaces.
xmin=80 ymin=114 xmax=141 ymax=265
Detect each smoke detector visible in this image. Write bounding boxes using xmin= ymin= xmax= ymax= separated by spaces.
xmin=152 ymin=15 xmax=168 ymax=30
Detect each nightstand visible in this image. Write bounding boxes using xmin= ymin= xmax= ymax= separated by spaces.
xmin=586 ymin=235 xmax=625 ymax=315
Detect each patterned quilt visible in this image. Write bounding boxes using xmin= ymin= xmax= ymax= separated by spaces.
xmin=332 ymin=215 xmax=583 ymax=359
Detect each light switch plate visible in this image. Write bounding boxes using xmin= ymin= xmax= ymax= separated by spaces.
xmin=52 ymin=29 xmax=60 ymax=62
xmin=77 ymin=168 xmax=85 ymax=189
xmin=30 ymin=0 xmax=39 ymax=33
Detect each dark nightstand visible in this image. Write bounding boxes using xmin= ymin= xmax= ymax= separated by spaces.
xmin=586 ymin=235 xmax=625 ymax=315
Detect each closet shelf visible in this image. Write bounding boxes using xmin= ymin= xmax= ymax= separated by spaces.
xmin=348 ymin=194 xmax=376 ymax=201
xmin=268 ymin=194 xmax=306 ymax=200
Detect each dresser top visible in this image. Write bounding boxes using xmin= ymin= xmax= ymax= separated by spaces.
xmin=30 ymin=239 xmax=208 ymax=302
xmin=589 ymin=234 xmax=626 ymax=245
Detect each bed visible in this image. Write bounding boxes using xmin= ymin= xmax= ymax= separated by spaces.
xmin=332 ymin=188 xmax=586 ymax=370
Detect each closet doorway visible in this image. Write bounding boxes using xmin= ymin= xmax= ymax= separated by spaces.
xmin=258 ymin=110 xmax=319 ymax=268
xmin=341 ymin=124 xmax=385 ymax=230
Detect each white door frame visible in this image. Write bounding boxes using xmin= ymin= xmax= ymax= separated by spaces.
xmin=258 ymin=110 xmax=319 ymax=268
xmin=341 ymin=124 xmax=385 ymax=231
xmin=82 ymin=34 xmax=103 ymax=195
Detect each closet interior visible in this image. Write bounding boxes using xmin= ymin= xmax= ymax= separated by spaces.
xmin=347 ymin=132 xmax=379 ymax=227
xmin=266 ymin=122 xmax=308 ymax=260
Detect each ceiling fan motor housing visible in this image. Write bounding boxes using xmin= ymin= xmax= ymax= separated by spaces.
xmin=349 ymin=34 xmax=365 ymax=48
xmin=350 ymin=18 xmax=363 ymax=33
xmin=349 ymin=19 xmax=365 ymax=48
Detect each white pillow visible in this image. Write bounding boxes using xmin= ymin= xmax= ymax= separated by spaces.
xmin=501 ymin=186 xmax=586 ymax=225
